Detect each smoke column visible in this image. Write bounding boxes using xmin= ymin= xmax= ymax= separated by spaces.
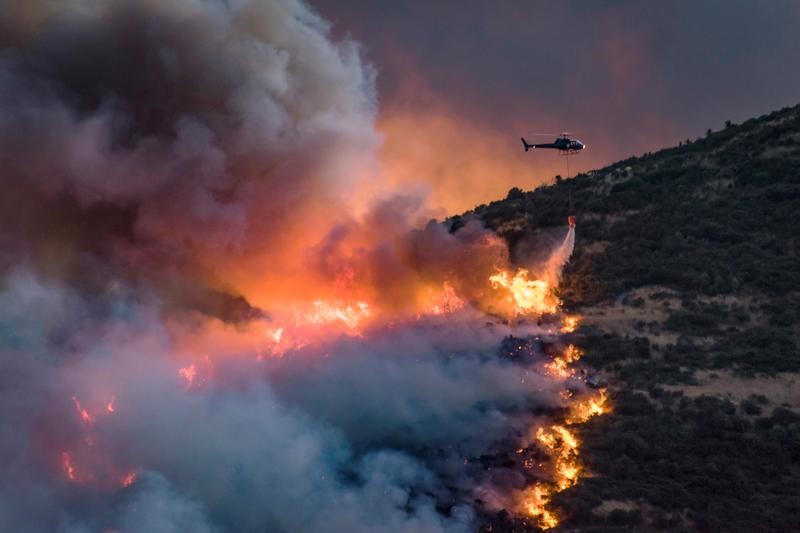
xmin=0 ymin=1 xmax=595 ymax=531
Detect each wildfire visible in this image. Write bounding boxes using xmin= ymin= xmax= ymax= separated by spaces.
xmin=305 ymin=299 xmax=370 ymax=330
xmin=545 ymin=344 xmax=583 ymax=378
xmin=59 ymin=394 xmax=142 ymax=490
xmin=521 ymin=484 xmax=559 ymax=530
xmin=61 ymin=452 xmax=76 ymax=481
xmin=48 ymin=213 xmax=600 ymax=529
xmin=267 ymin=327 xmax=284 ymax=344
xmin=72 ymin=396 xmax=94 ymax=424
xmin=120 ymin=472 xmax=137 ymax=488
xmin=520 ymin=341 xmax=611 ymax=529
xmin=536 ymin=425 xmax=580 ymax=491
xmin=567 ymin=389 xmax=609 ymax=424
xmin=178 ymin=364 xmax=197 ymax=386
xmin=423 ymin=282 xmax=465 ymax=316
xmin=179 ymin=355 xmax=213 ymax=389
xmin=561 ymin=315 xmax=580 ymax=333
xmin=257 ymin=300 xmax=374 ymax=357
xmin=489 ymin=269 xmax=560 ymax=316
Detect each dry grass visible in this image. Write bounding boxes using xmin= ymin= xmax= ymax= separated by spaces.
xmin=665 ymin=369 xmax=800 ymax=410
xmin=581 ymin=285 xmax=679 ymax=347
xmin=591 ymin=499 xmax=640 ymax=517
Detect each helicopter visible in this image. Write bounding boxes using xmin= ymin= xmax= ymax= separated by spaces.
xmin=521 ymin=133 xmax=585 ymax=154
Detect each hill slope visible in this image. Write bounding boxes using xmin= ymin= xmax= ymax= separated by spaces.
xmin=470 ymin=104 xmax=800 ymax=531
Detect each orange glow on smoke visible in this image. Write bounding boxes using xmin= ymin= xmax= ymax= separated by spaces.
xmin=421 ymin=282 xmax=465 ymax=316
xmin=58 ymin=394 xmax=140 ymax=489
xmin=304 ymin=300 xmax=371 ymax=330
xmin=120 ymin=472 xmax=137 ymax=488
xmin=178 ymin=364 xmax=196 ymax=386
xmin=46 ymin=168 xmax=604 ymax=530
xmin=179 ymin=355 xmax=213 ymax=389
xmin=375 ymin=64 xmax=559 ymax=214
xmin=61 ymin=452 xmax=76 ymax=482
xmin=72 ymin=396 xmax=94 ymax=424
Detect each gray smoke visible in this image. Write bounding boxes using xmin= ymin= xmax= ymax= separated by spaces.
xmin=0 ymin=0 xmax=379 ymax=316
xmin=0 ymin=1 xmax=569 ymax=531
xmin=0 ymin=277 xmax=559 ymax=531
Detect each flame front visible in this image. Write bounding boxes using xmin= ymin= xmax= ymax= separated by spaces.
xmin=518 ymin=329 xmax=610 ymax=529
xmin=45 ymin=213 xmax=604 ymax=529
xmin=489 ymin=269 xmax=560 ymax=316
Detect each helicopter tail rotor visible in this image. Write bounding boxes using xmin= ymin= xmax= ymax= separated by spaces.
xmin=521 ymin=137 xmax=533 ymax=152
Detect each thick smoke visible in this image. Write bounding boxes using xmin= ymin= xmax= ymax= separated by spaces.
xmin=0 ymin=1 xmax=578 ymax=531
xmin=0 ymin=0 xmax=381 ymax=315
xmin=0 ymin=278 xmax=565 ymax=531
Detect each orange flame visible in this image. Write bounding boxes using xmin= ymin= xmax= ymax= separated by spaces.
xmin=489 ymin=269 xmax=560 ymax=316
xmin=544 ymin=344 xmax=583 ymax=378
xmin=561 ymin=315 xmax=580 ymax=333
xmin=521 ymin=483 xmax=559 ymax=530
xmin=566 ymin=389 xmax=609 ymax=424
xmin=519 ymin=338 xmax=611 ymax=528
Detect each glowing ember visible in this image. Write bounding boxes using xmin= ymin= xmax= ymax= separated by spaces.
xmin=178 ymin=355 xmax=213 ymax=389
xmin=489 ymin=269 xmax=560 ymax=316
xmin=120 ymin=472 xmax=137 ymax=488
xmin=178 ymin=364 xmax=197 ymax=387
xmin=72 ymin=396 xmax=94 ymax=424
xmin=106 ymin=395 xmax=116 ymax=414
xmin=61 ymin=452 xmax=76 ymax=481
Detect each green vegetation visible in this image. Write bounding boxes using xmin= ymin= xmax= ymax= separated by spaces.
xmin=555 ymin=392 xmax=800 ymax=531
xmin=470 ymin=104 xmax=800 ymax=530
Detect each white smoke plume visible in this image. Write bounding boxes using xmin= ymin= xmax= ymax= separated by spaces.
xmin=543 ymin=225 xmax=575 ymax=285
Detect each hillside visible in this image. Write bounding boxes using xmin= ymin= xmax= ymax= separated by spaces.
xmin=469 ymin=104 xmax=800 ymax=531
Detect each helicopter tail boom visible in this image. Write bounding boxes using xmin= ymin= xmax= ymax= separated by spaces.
xmin=520 ymin=137 xmax=533 ymax=152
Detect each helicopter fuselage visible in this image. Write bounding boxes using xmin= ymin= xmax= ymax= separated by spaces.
xmin=533 ymin=138 xmax=584 ymax=151
xmin=521 ymin=136 xmax=585 ymax=153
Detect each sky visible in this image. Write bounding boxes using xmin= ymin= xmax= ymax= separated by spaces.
xmin=312 ymin=0 xmax=800 ymax=212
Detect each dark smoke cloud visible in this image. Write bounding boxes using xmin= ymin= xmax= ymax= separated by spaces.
xmin=0 ymin=0 xmax=379 ymax=319
xmin=0 ymin=1 xmax=574 ymax=531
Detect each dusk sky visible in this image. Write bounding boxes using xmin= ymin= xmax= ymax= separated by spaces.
xmin=312 ymin=0 xmax=800 ymax=212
